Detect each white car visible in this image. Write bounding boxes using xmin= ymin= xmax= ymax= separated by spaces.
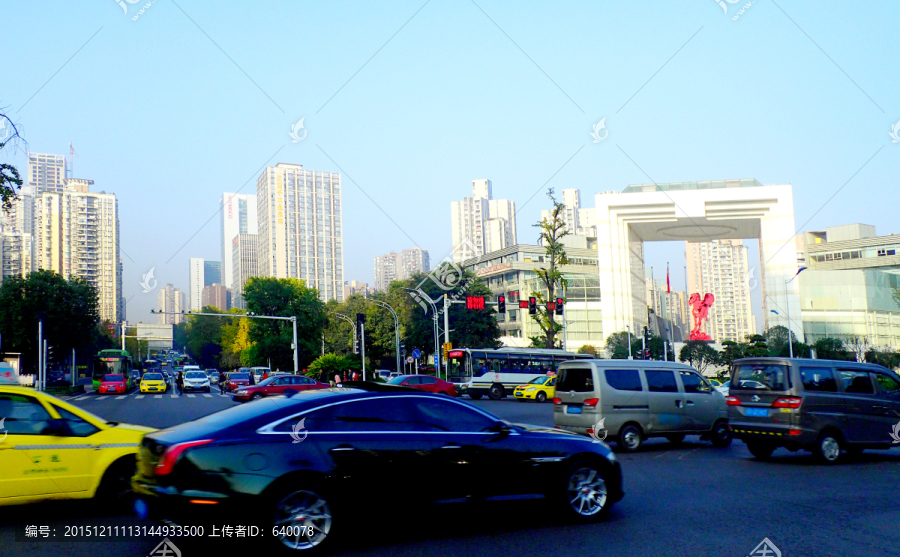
xmin=715 ymin=380 xmax=730 ymax=396
xmin=182 ymin=370 xmax=211 ymax=393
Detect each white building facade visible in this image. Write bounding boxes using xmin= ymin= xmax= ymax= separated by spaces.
xmin=231 ymin=232 xmax=258 ymax=309
xmin=220 ymin=193 xmax=257 ymax=290
xmin=256 ymin=163 xmax=343 ymax=301
xmin=451 ymin=179 xmax=516 ymax=262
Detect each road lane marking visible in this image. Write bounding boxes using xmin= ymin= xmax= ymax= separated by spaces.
xmin=135 ymin=395 xmax=145 ymax=399
xmin=116 ymin=396 xmax=126 ymax=400
xmin=171 ymin=394 xmax=179 ymax=398
xmin=202 ymin=394 xmax=212 ymax=398
xmin=187 ymin=394 xmax=196 ymax=398
xmin=154 ymin=395 xmax=162 ymax=399
xmin=74 ymin=396 xmax=90 ymax=401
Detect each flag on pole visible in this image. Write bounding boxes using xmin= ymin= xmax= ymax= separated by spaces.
xmin=666 ymin=263 xmax=670 ymax=293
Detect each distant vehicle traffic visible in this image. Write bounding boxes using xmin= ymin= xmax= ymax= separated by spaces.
xmin=206 ymin=370 xmax=219 ymax=384
xmin=388 ymin=375 xmax=457 ymax=396
xmin=250 ymin=366 xmax=271 ymax=383
xmin=92 ymin=349 xmax=134 ymax=392
xmin=225 ymin=372 xmax=251 ymax=392
xmin=99 ymin=374 xmax=131 ymax=394
xmin=139 ymin=372 xmax=168 ymax=394
xmin=182 ymin=371 xmax=211 ymax=393
xmin=232 ymin=375 xmax=329 ymax=402
xmin=514 ymin=375 xmax=556 ymax=402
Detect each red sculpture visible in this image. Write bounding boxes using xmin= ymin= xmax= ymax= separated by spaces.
xmin=689 ymin=293 xmax=715 ymax=341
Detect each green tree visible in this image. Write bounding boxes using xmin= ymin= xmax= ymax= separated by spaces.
xmin=0 ymin=270 xmax=101 ymax=372
xmin=577 ymin=345 xmax=599 ymax=356
xmin=218 ymin=308 xmax=247 ymax=369
xmin=529 ymin=188 xmax=569 ymax=349
xmin=605 ymin=331 xmax=632 ymax=359
xmin=0 ymin=111 xmax=23 ymax=213
xmin=307 ymin=353 xmax=355 ymax=380
xmin=182 ymin=305 xmax=229 ymax=368
xmin=813 ymin=337 xmax=851 ymax=361
xmin=865 ymin=346 xmax=900 ymax=370
xmin=647 ymin=335 xmax=675 ymax=361
xmin=719 ymin=340 xmax=744 ymax=368
xmin=243 ymin=277 xmax=326 ymax=371
xmin=679 ymin=341 xmax=720 ymax=375
xmin=765 ymin=326 xmax=797 ymax=357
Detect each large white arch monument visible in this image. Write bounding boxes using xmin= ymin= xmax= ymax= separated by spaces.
xmin=595 ymin=179 xmax=800 ymax=346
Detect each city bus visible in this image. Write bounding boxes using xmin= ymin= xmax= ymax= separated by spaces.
xmin=92 ymin=349 xmax=134 ymax=391
xmin=449 ymin=347 xmax=592 ymax=400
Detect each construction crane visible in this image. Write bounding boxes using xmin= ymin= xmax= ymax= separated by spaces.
xmin=68 ymin=143 xmax=77 ymax=179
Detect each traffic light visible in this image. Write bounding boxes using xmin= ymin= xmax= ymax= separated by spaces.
xmin=466 ymin=296 xmax=485 ymax=310
xmin=555 ymin=297 xmax=564 ymax=315
xmin=528 ymin=296 xmax=537 ymax=315
xmin=497 ymin=295 xmax=506 ymax=313
xmin=519 ymin=300 xmax=528 ymax=309
xmin=644 ymin=348 xmax=651 ymax=360
xmin=400 ymin=342 xmax=406 ymax=357
xmin=644 ymin=326 xmax=651 ymax=344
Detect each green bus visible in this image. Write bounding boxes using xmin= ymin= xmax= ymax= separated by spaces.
xmin=92 ymin=349 xmax=134 ymax=391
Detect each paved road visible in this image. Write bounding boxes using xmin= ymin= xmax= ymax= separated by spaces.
xmin=3 ymin=392 xmax=900 ymax=557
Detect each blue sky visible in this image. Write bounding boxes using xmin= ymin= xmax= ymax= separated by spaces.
xmin=3 ymin=0 xmax=898 ymax=327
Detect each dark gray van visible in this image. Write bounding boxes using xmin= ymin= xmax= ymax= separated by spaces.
xmin=727 ymin=357 xmax=900 ymax=463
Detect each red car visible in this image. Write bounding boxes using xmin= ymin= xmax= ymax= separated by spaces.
xmin=232 ymin=374 xmax=329 ymax=402
xmin=387 ymin=374 xmax=457 ymax=396
xmin=225 ymin=372 xmax=251 ymax=392
xmin=99 ymin=373 xmax=128 ymax=394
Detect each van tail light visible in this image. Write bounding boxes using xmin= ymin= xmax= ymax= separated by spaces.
xmin=772 ymin=397 xmax=802 ymax=409
xmin=583 ymin=398 xmax=599 ymax=408
xmin=725 ymin=396 xmax=741 ymax=406
xmin=788 ymin=429 xmax=802 ymax=436
xmin=553 ymin=398 xmax=562 ymax=405
xmin=154 ymin=439 xmax=213 ymax=476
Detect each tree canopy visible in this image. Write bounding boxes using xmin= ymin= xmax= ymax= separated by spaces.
xmin=529 ymin=188 xmax=569 ymax=349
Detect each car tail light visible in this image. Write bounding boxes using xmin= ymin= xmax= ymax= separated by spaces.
xmin=553 ymin=397 xmax=562 ymax=405
xmin=725 ymin=396 xmax=741 ymax=406
xmin=788 ymin=429 xmax=802 ymax=436
xmin=583 ymin=398 xmax=599 ymax=408
xmin=154 ymin=439 xmax=213 ymax=476
xmin=772 ymin=397 xmax=802 ymax=409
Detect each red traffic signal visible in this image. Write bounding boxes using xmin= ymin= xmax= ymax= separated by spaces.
xmin=519 ymin=300 xmax=528 ymax=309
xmin=528 ymin=296 xmax=537 ymax=315
xmin=497 ymin=295 xmax=506 ymax=313
xmin=555 ymin=297 xmax=564 ymax=315
xmin=466 ymin=296 xmax=485 ymax=310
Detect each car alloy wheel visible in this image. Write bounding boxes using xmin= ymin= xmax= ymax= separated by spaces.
xmin=536 ymin=392 xmax=547 ymax=403
xmin=251 ymin=393 xmax=264 ymax=400
xmin=815 ymin=433 xmax=842 ymax=464
xmin=565 ymin=465 xmax=609 ymax=520
xmin=710 ymin=421 xmax=733 ymax=448
xmin=273 ymin=489 xmax=333 ymax=551
xmin=617 ymin=424 xmax=642 ymax=452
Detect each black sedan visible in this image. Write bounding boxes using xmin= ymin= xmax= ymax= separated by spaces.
xmin=132 ymin=383 xmax=624 ymax=553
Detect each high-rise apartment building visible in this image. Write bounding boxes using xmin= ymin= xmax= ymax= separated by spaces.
xmin=27 ymin=152 xmax=67 ymax=195
xmin=540 ymin=189 xmax=596 ymax=238
xmin=645 ymin=277 xmax=689 ymax=338
xmin=686 ymin=239 xmax=757 ymax=342
xmin=342 ymin=280 xmax=372 ymax=299
xmin=0 ymin=230 xmax=32 ymax=282
xmin=220 ymin=193 xmax=258 ymax=289
xmin=33 ymin=178 xmax=122 ymax=322
xmin=201 ymin=283 xmax=230 ymax=311
xmin=256 ymin=163 xmax=343 ymax=301
xmin=373 ymin=247 xmax=430 ymax=291
xmin=157 ymin=284 xmax=186 ymax=325
xmin=451 ymin=179 xmax=516 ymax=262
xmin=231 ymin=233 xmax=258 ymax=310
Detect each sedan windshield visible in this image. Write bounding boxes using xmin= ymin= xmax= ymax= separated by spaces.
xmin=143 ymin=373 xmax=163 ymax=381
xmin=230 ymin=373 xmax=250 ymax=381
xmin=103 ymin=374 xmax=124 ymax=382
xmin=527 ymin=376 xmax=549 ymax=385
xmin=186 ymin=372 xmax=207 ymax=379
xmin=387 ymin=376 xmax=408 ymax=385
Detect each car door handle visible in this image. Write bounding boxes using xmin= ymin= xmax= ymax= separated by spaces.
xmin=329 ymin=446 xmax=355 ymax=452
xmin=685 ymin=401 xmax=695 ymax=406
xmin=441 ymin=445 xmax=462 ymax=450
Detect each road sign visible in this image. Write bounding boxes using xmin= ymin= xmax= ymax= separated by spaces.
xmin=433 ymin=355 xmax=439 ymax=366
xmin=406 ymin=356 xmax=414 ymax=364
xmin=412 ymin=349 xmax=421 ymax=359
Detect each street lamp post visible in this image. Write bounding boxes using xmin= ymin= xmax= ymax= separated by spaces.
xmin=781 ymin=266 xmax=807 ymax=359
xmin=404 ymin=288 xmax=440 ymax=378
xmin=364 ymin=296 xmax=401 ymax=373
xmin=153 ymin=310 xmax=299 ymax=372
xmin=626 ymin=324 xmax=633 ymax=360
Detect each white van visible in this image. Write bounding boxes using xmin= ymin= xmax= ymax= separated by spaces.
xmin=553 ymin=359 xmax=731 ymax=452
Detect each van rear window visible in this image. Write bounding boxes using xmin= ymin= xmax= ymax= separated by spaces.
xmin=556 ymin=368 xmax=594 ymax=393
xmin=604 ymin=369 xmax=642 ymax=391
xmin=732 ymin=364 xmax=790 ymax=392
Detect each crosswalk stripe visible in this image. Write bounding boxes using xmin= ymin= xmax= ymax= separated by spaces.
xmin=171 ymin=394 xmax=179 ymax=398
xmin=187 ymin=394 xmax=196 ymax=398
xmin=135 ymin=395 xmax=145 ymax=399
xmin=202 ymin=394 xmax=212 ymax=398
xmin=116 ymin=396 xmax=126 ymax=400
xmin=154 ymin=395 xmax=162 ymax=399
xmin=74 ymin=396 xmax=90 ymax=401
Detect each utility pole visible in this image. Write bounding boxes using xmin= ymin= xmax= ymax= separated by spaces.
xmin=121 ymin=322 xmax=126 ymax=351
xmin=360 ymin=321 xmax=366 ymax=381
xmin=291 ymin=316 xmax=299 ymax=373
xmin=443 ymin=295 xmax=450 ymax=379
xmin=626 ymin=324 xmax=633 ymax=360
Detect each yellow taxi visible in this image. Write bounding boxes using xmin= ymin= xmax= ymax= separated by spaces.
xmin=139 ymin=371 xmax=168 ymax=393
xmin=513 ymin=375 xmax=556 ymax=402
xmin=0 ymin=383 xmax=155 ymax=506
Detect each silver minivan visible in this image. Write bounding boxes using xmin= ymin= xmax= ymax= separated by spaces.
xmin=553 ymin=360 xmax=731 ymax=452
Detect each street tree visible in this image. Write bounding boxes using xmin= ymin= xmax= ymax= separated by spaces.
xmin=846 ymin=336 xmax=870 ymax=363
xmin=307 ymin=353 xmax=357 ymax=381
xmin=0 ymin=270 xmax=100 ymax=372
xmin=529 ymin=188 xmax=569 ymax=349
xmin=813 ymin=337 xmax=851 ymax=361
xmin=679 ymin=341 xmax=720 ymax=375
xmin=577 ymin=345 xmax=599 ymax=357
xmin=243 ymin=277 xmax=327 ymax=371
xmin=0 ymin=110 xmax=24 ymax=213
xmin=719 ymin=340 xmax=743 ymax=368
xmin=865 ymin=346 xmax=900 ymax=370
xmin=605 ymin=331 xmax=632 ymax=359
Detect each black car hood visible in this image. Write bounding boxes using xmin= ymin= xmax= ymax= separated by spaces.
xmin=512 ymin=422 xmax=579 ymax=436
